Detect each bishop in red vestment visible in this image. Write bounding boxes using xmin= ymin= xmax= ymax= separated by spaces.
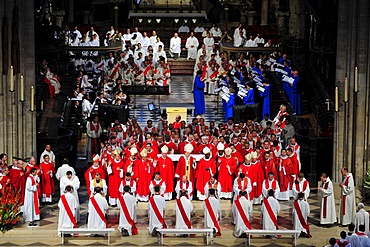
xmin=107 ymin=150 xmax=124 ymax=206
xmin=195 ymin=147 xmax=216 ymax=200
xmin=218 ymin=147 xmax=237 ymax=199
xmin=155 ymin=146 xmax=175 ymax=200
xmin=134 ymin=149 xmax=154 ymax=201
xmin=84 ymin=154 xmax=106 ymax=196
xmin=175 ymin=144 xmax=196 ymax=185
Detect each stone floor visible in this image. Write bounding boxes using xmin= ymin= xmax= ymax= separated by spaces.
xmin=5 ymin=75 xmax=345 ymax=246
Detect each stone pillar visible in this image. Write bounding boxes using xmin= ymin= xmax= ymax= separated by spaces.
xmin=82 ymin=11 xmax=91 ymax=25
xmin=247 ymin=11 xmax=256 ymax=26
xmin=68 ymin=0 xmax=74 ymax=24
xmin=289 ymin=0 xmax=301 ymax=38
xmin=334 ymin=0 xmax=370 ymax=185
xmin=261 ymin=0 xmax=268 ymax=25
xmin=52 ymin=10 xmax=65 ymax=27
xmin=275 ymin=10 xmax=290 ymax=36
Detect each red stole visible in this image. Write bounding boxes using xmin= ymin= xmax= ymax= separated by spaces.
xmin=234 ymin=198 xmax=251 ymax=229
xmin=144 ymin=65 xmax=152 ymax=76
xmin=29 ymin=176 xmax=40 ymax=215
xmin=265 ymin=179 xmax=277 ymax=191
xmin=322 ymin=181 xmax=329 ymax=218
xmin=60 ymin=195 xmax=77 ymax=228
xmin=342 ymin=176 xmax=351 ymax=215
xmin=118 ymin=195 xmax=138 ymax=235
xmin=295 ymin=180 xmax=308 ymax=192
xmin=149 ymin=196 xmax=167 ymax=228
xmin=209 ymin=70 xmax=218 ymax=80
xmin=96 ymin=61 xmax=104 ymax=69
xmin=176 ymin=198 xmax=191 ymax=229
xmin=109 ymin=63 xmax=121 ymax=79
xmin=201 ymin=66 xmax=208 ymax=80
xmin=90 ymin=122 xmax=99 ymax=131
xmin=293 ymin=200 xmax=311 ymax=237
xmin=263 ymin=198 xmax=278 ymax=229
xmin=205 ymin=198 xmax=221 ymax=234
xmin=90 ymin=196 xmax=108 ymax=227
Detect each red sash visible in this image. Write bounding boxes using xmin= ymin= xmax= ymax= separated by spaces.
xmin=144 ymin=66 xmax=151 ymax=76
xmin=180 ymin=181 xmax=192 ymax=197
xmin=60 ymin=195 xmax=77 ymax=228
xmin=293 ymin=200 xmax=311 ymax=237
xmin=96 ymin=61 xmax=104 ymax=69
xmin=234 ymin=199 xmax=251 ymax=229
xmin=90 ymin=196 xmax=108 ymax=227
xmin=29 ymin=176 xmax=40 ymax=215
xmin=135 ymin=70 xmax=143 ymax=77
xmin=176 ymin=199 xmax=191 ymax=229
xmin=336 ymin=240 xmax=350 ymax=247
xmin=205 ymin=198 xmax=221 ymax=233
xmin=109 ymin=63 xmax=121 ymax=79
xmin=342 ymin=176 xmax=351 ymax=215
xmin=90 ymin=122 xmax=99 ymax=131
xmin=149 ymin=196 xmax=167 ymax=228
xmin=118 ymin=195 xmax=138 ymax=235
xmin=322 ymin=181 xmax=329 ymax=218
xmin=209 ymin=70 xmax=218 ymax=80
xmin=263 ymin=198 xmax=278 ymax=229
xmin=201 ymin=66 xmax=208 ymax=80
xmin=295 ymin=180 xmax=308 ymax=192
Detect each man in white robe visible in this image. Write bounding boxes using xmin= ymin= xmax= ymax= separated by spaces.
xmin=292 ymin=173 xmax=310 ymax=200
xmin=261 ymin=190 xmax=280 ymax=232
xmin=88 ymin=187 xmax=109 ymax=229
xmin=204 ymin=189 xmax=222 ymax=237
xmin=58 ymin=185 xmax=78 ymax=234
xmin=262 ymin=172 xmax=280 ymax=198
xmin=175 ymin=190 xmax=193 ymax=234
xmin=318 ymin=173 xmax=337 ymax=226
xmin=204 ymin=176 xmax=222 ymax=199
xmin=119 ymin=172 xmax=137 ymax=195
xmin=293 ymin=192 xmax=311 ymax=238
xmin=149 ymin=31 xmax=157 ymax=46
xmin=245 ymin=36 xmax=257 ymax=47
xmin=185 ymin=32 xmax=199 ymax=60
xmin=86 ymin=116 xmax=102 ymax=162
xmin=354 ymin=203 xmax=369 ymax=234
xmin=335 ymin=231 xmax=353 ymax=247
xmin=169 ymin=33 xmax=181 ymax=58
xmin=175 ymin=175 xmax=193 ymax=200
xmin=234 ymin=192 xmax=253 ymax=238
xmin=346 ymin=223 xmax=361 ymax=247
xmin=24 ymin=168 xmax=40 ymax=226
xmin=118 ymin=185 xmax=138 ymax=236
xmin=150 ymin=172 xmax=166 ymax=196
xmin=90 ymin=172 xmax=108 ymax=197
xmin=149 ymin=185 xmax=166 ymax=236
xmin=203 ymin=33 xmax=214 ymax=53
xmin=339 ymin=167 xmax=356 ymax=226
xmin=233 ymin=23 xmax=246 ymax=41
xmin=39 ymin=144 xmax=55 ymax=165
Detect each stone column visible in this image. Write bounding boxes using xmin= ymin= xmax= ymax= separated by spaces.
xmin=52 ymin=10 xmax=65 ymax=27
xmin=82 ymin=11 xmax=91 ymax=25
xmin=289 ymin=0 xmax=301 ymax=38
xmin=68 ymin=0 xmax=74 ymax=24
xmin=247 ymin=11 xmax=256 ymax=26
xmin=275 ymin=10 xmax=290 ymax=36
xmin=261 ymin=0 xmax=268 ymax=25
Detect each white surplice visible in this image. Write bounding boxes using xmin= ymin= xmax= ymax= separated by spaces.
xmin=261 ymin=196 xmax=280 ymax=230
xmin=58 ymin=192 xmax=77 ymax=231
xmin=292 ymin=199 xmax=310 ymax=236
xmin=24 ymin=175 xmax=40 ymax=222
xmin=170 ymin=37 xmax=181 ymax=54
xmin=262 ymin=179 xmax=280 ymax=198
xmin=175 ymin=196 xmax=193 ymax=230
xmin=339 ymin=173 xmax=356 ymax=225
xmin=185 ymin=37 xmax=199 ymax=59
xmin=354 ymin=209 xmax=369 ymax=234
xmin=87 ymin=193 xmax=109 ymax=229
xmin=148 ymin=194 xmax=166 ymax=233
xmin=118 ymin=193 xmax=137 ymax=235
xmin=234 ymin=196 xmax=252 ymax=237
xmin=204 ymin=196 xmax=221 ymax=233
xmin=175 ymin=180 xmax=193 ymax=200
xmin=319 ymin=177 xmax=337 ymax=224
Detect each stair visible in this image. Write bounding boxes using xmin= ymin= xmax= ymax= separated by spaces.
xmin=168 ymin=58 xmax=195 ymax=75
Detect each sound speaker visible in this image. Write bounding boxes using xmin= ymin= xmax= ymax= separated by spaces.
xmin=233 ymin=103 xmax=260 ymax=122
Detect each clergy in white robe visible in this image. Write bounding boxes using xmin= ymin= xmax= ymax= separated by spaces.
xmin=169 ymin=33 xmax=181 ymax=58
xmin=335 ymin=231 xmax=353 ymax=247
xmin=203 ymin=33 xmax=214 ymax=53
xmin=118 ymin=186 xmax=138 ymax=236
xmin=149 ymin=172 xmax=167 ymax=196
xmin=60 ymin=171 xmax=80 ymax=221
xmin=119 ymin=173 xmax=137 ymax=195
xmin=292 ymin=192 xmax=311 ymax=238
xmin=262 ymin=173 xmax=280 ymax=198
xmin=90 ymin=176 xmax=108 ymax=197
xmin=261 ymin=190 xmax=280 ymax=231
xmin=232 ymin=173 xmax=252 ymax=224
xmin=245 ymin=36 xmax=257 ymax=47
xmin=39 ymin=145 xmax=55 ymax=164
xmin=204 ymin=177 xmax=222 ymax=199
xmin=354 ymin=203 xmax=369 ymax=234
xmin=339 ymin=167 xmax=356 ymax=226
xmin=233 ymin=25 xmax=246 ymax=41
xmin=55 ymin=159 xmax=76 ymax=180
xmin=234 ymin=194 xmax=253 ymax=237
xmin=175 ymin=175 xmax=193 ymax=200
xmin=318 ymin=173 xmax=337 ymax=225
xmin=58 ymin=185 xmax=78 ymax=234
xmin=175 ymin=191 xmax=193 ymax=231
xmin=87 ymin=187 xmax=109 ymax=229
xmin=24 ymin=169 xmax=40 ymax=225
xmin=204 ymin=189 xmax=222 ymax=236
xmin=185 ymin=33 xmax=199 ymax=60
xmin=292 ymin=173 xmax=310 ymax=200
xmin=148 ymin=185 xmax=166 ymax=235
xmin=346 ymin=224 xmax=361 ymax=247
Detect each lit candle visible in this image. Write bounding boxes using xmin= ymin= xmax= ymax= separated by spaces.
xmin=30 ymin=86 xmax=34 ymax=111
xmin=326 ymin=99 xmax=330 ymax=111
xmin=20 ymin=75 xmax=24 ymax=101
xmin=335 ymin=86 xmax=339 ymax=112
xmin=344 ymin=77 xmax=348 ymax=102
xmin=10 ymin=66 xmax=14 ymax=92
xmin=355 ymin=67 xmax=358 ymax=92
xmin=41 ymin=101 xmax=44 ymax=111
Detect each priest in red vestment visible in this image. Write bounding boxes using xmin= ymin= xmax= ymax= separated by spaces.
xmin=134 ymin=149 xmax=154 ymax=202
xmin=195 ymin=147 xmax=216 ymax=200
xmin=9 ymin=159 xmax=27 ymax=205
xmin=84 ymin=154 xmax=106 ymax=196
xmin=40 ymin=154 xmax=55 ymax=203
xmin=155 ymin=145 xmax=175 ymax=200
xmin=218 ymin=147 xmax=237 ymax=199
xmin=261 ymin=151 xmax=277 ymax=179
xmin=278 ymin=149 xmax=293 ymax=200
xmin=107 ymin=149 xmax=124 ymax=206
xmin=251 ymin=151 xmax=264 ymax=204
xmin=124 ymin=148 xmax=138 ymax=176
xmin=175 ymin=144 xmax=196 ymax=185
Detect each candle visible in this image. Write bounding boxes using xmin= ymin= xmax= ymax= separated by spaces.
xmin=335 ymin=86 xmax=339 ymax=112
xmin=30 ymin=86 xmax=34 ymax=111
xmin=20 ymin=75 xmax=24 ymax=101
xmin=41 ymin=101 xmax=44 ymax=111
xmin=326 ymin=99 xmax=330 ymax=111
xmin=355 ymin=66 xmax=358 ymax=92
xmin=10 ymin=66 xmax=14 ymax=92
xmin=344 ymin=77 xmax=348 ymax=102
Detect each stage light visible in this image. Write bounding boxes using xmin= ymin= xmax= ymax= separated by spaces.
xmin=184 ymin=19 xmax=188 ymax=23
xmin=192 ymin=19 xmax=197 ymax=23
xmin=138 ymin=19 xmax=143 ymax=23
xmin=174 ymin=19 xmax=179 ymax=23
xmin=156 ymin=18 xmax=161 ymax=23
xmin=148 ymin=19 xmax=152 ymax=23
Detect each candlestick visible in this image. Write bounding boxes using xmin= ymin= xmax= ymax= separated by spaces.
xmin=344 ymin=77 xmax=348 ymax=102
xmin=10 ymin=66 xmax=14 ymax=92
xmin=30 ymin=86 xmax=34 ymax=111
xmin=20 ymin=75 xmax=25 ymax=101
xmin=354 ymin=67 xmax=358 ymax=92
xmin=335 ymin=87 xmax=339 ymax=112
xmin=326 ymin=99 xmax=330 ymax=111
xmin=41 ymin=101 xmax=44 ymax=111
